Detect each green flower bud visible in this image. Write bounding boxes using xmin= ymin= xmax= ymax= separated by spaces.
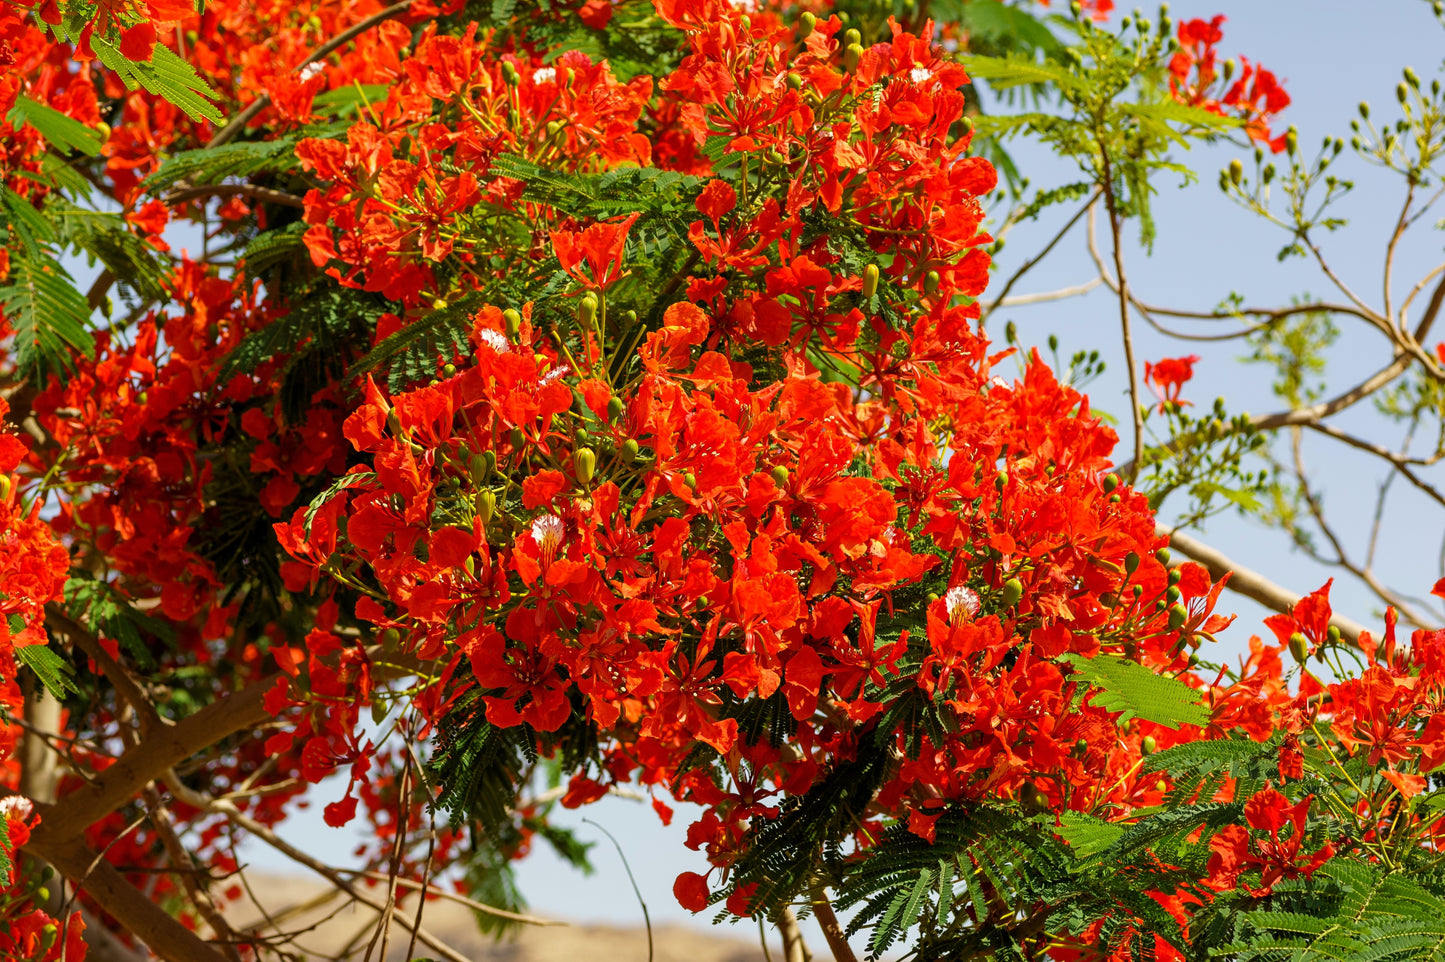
xmin=1228 ymin=158 xmax=1243 ymax=186
xmin=1155 ymin=547 xmax=1171 ymax=565
xmin=1141 ymin=735 xmax=1158 ymax=755
xmin=379 ymin=627 xmax=402 ymax=647
xmin=475 ymin=489 xmax=497 ymax=524
xmin=924 ymin=270 xmax=941 ymax=297
xmin=503 ymin=308 xmax=522 ymax=338
xmin=1168 ymin=567 xmax=1182 ymax=586
xmin=844 ymin=43 xmax=864 ymax=72
xmin=1166 ymin=585 xmax=1182 ymax=604
xmin=622 ymin=438 xmax=640 ymax=461
xmin=502 ymin=61 xmax=520 ymax=85
xmin=771 ymin=465 xmax=790 ymax=487
xmin=1327 ymin=624 xmax=1342 ymax=644
xmin=862 ymin=263 xmax=880 ymax=299
xmin=843 ymin=28 xmax=861 ymax=46
xmin=1124 ymin=551 xmax=1140 ymax=574
xmin=1002 ymin=578 xmax=1024 ymax=607
xmin=1167 ymin=603 xmax=1188 ymax=631
xmin=786 ymin=71 xmax=803 ymax=90
xmin=683 ymin=471 xmax=697 ymax=490
xmin=799 ymin=11 xmax=816 ymax=38
xmin=607 ymin=396 xmax=626 ymax=423
xmin=1103 ymin=473 xmax=1120 ymax=493
xmin=578 ymin=294 xmax=598 ymax=328
xmin=1288 ymin=631 xmax=1309 ymax=664
xmin=574 ymin=448 xmax=596 ymax=484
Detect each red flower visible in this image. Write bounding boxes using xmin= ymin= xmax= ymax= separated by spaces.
xmin=551 ymin=212 xmax=640 ymax=291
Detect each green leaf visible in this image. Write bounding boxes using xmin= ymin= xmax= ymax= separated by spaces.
xmin=1054 ymin=811 xmax=1127 ymax=859
xmin=1061 ymin=653 xmax=1210 ymax=729
xmin=91 ymin=37 xmax=223 ymax=124
xmin=963 ymin=53 xmax=1084 ymax=95
xmin=8 ymin=95 xmax=104 ymax=156
xmin=961 ymin=0 xmax=1064 ymax=58
xmin=15 ymin=643 xmax=80 ymax=700
xmin=0 ymin=816 xmax=10 ymax=881
xmin=303 ymin=472 xmax=377 ymax=536
xmin=0 ymin=252 xmax=94 ymax=378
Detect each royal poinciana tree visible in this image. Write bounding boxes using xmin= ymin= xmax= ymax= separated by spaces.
xmin=4 ymin=0 xmax=1445 ymax=960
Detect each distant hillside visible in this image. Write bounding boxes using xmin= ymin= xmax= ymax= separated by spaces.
xmin=222 ymin=875 xmax=770 ymax=961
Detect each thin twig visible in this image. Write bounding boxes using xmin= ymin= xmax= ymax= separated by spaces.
xmin=1096 ymin=160 xmax=1145 ymax=483
xmin=584 ymin=818 xmax=653 ymax=962
xmin=982 ymin=190 xmax=1101 ymax=319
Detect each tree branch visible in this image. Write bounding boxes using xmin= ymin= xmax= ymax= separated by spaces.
xmin=1157 ymin=522 xmax=1370 ymax=643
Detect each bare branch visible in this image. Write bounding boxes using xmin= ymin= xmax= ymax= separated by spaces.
xmin=982 ymin=191 xmax=1101 ymax=319
xmin=992 ymin=276 xmax=1103 ymax=308
xmin=1157 ymin=522 xmax=1370 ymax=643
xmin=1096 ymin=160 xmax=1146 ymax=483
xmin=164 ymin=183 xmax=306 ymax=209
xmin=809 ymin=883 xmax=860 ymax=962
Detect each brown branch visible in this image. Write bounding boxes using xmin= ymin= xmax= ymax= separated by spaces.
xmin=1095 ymin=161 xmax=1145 ymax=484
xmin=809 ymin=883 xmax=860 ymax=962
xmin=779 ymin=906 xmax=810 ymax=962
xmin=26 ymin=834 xmax=233 ymax=962
xmin=164 ymin=183 xmax=306 ymax=209
xmin=336 ymin=870 xmax=563 ymax=925
xmin=143 ymin=788 xmax=243 ymax=962
xmin=1158 ymin=522 xmax=1370 ymax=644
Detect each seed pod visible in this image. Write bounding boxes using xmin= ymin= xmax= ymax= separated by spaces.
xmin=1102 ymin=473 xmax=1120 ymax=493
xmin=622 ymin=438 xmax=640 ymax=461
xmin=503 ymin=308 xmax=522 ymax=338
xmin=844 ymin=42 xmax=864 ymax=72
xmin=1141 ymin=735 xmax=1158 ymax=755
xmin=1167 ymin=603 xmax=1188 ymax=631
xmin=771 ymin=465 xmax=790 ymax=487
xmin=1288 ymin=631 xmax=1309 ymax=664
xmin=862 ymin=263 xmax=880 ymax=299
xmin=475 ymin=489 xmax=497 ymax=524
xmin=574 ymin=448 xmax=596 ymax=484
xmin=607 ymin=396 xmax=626 ymax=423
xmin=1002 ymin=578 xmax=1023 ymax=607
xmin=1124 ymin=551 xmax=1140 ymax=574
xmin=924 ymin=270 xmax=941 ymax=296
xmin=1228 ymin=158 xmax=1243 ymax=186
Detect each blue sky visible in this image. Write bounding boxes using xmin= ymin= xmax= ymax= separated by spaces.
xmin=227 ymin=0 xmax=1445 ymax=950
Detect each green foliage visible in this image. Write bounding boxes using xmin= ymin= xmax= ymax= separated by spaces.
xmin=0 ymin=815 xmax=10 ymax=882
xmin=1199 ymin=862 xmax=1445 ymax=960
xmin=7 ymin=95 xmax=104 ymax=156
xmin=65 ymin=576 xmax=177 ymax=672
xmin=15 ymin=641 xmax=81 ymax=700
xmin=1060 ymin=652 xmax=1210 ymax=729
xmin=0 ymin=250 xmax=94 ymax=378
xmin=349 ymin=293 xmax=480 ymax=393
xmin=90 ymin=37 xmax=224 ymax=124
xmin=141 ymin=134 xmax=320 ymax=196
